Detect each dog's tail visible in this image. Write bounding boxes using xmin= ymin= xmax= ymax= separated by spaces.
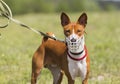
xmin=44 ymin=32 xmax=56 ymax=40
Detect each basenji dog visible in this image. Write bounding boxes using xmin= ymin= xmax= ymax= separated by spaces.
xmin=61 ymin=12 xmax=90 ymax=84
xmin=31 ymin=12 xmax=90 ymax=84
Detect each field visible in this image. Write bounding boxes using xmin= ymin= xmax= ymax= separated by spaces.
xmin=0 ymin=11 xmax=120 ymax=84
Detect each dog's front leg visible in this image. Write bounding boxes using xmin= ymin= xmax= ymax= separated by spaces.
xmin=82 ymin=75 xmax=89 ymax=84
xmin=82 ymin=71 xmax=89 ymax=84
xmin=82 ymin=65 xmax=89 ymax=84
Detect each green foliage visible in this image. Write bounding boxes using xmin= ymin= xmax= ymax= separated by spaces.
xmin=0 ymin=12 xmax=120 ymax=84
xmin=3 ymin=0 xmax=100 ymax=14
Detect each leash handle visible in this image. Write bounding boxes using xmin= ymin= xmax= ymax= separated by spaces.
xmin=0 ymin=0 xmax=59 ymax=41
xmin=0 ymin=0 xmax=65 ymax=42
xmin=0 ymin=0 xmax=12 ymax=28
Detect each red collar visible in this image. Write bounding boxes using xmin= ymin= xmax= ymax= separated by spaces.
xmin=67 ymin=45 xmax=88 ymax=61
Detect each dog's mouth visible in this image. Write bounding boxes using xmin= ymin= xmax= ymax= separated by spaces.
xmin=66 ymin=36 xmax=84 ymax=53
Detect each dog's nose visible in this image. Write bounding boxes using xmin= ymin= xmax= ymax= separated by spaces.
xmin=71 ymin=38 xmax=76 ymax=42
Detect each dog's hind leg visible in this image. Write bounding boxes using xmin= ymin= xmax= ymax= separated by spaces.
xmin=31 ymin=45 xmax=45 ymax=84
xmin=47 ymin=65 xmax=63 ymax=84
xmin=31 ymin=60 xmax=44 ymax=84
xmin=31 ymin=68 xmax=42 ymax=84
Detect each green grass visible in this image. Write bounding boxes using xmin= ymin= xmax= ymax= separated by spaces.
xmin=0 ymin=11 xmax=120 ymax=84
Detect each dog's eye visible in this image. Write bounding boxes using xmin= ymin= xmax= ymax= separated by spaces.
xmin=65 ymin=30 xmax=70 ymax=33
xmin=77 ymin=30 xmax=81 ymax=33
xmin=65 ymin=30 xmax=70 ymax=36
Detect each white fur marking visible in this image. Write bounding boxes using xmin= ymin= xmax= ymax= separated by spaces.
xmin=67 ymin=56 xmax=87 ymax=80
xmin=66 ymin=31 xmax=87 ymax=80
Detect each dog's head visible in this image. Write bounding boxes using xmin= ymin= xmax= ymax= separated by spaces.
xmin=61 ymin=12 xmax=87 ymax=53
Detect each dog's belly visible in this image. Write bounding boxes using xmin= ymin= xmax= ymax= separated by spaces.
xmin=67 ymin=57 xmax=87 ymax=80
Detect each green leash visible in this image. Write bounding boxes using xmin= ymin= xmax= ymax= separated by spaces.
xmin=0 ymin=0 xmax=60 ymax=41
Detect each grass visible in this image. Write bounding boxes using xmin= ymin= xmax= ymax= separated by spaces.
xmin=0 ymin=11 xmax=120 ymax=84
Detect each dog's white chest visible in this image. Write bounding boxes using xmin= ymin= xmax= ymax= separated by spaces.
xmin=67 ymin=56 xmax=87 ymax=80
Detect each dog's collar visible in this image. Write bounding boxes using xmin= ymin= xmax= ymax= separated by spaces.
xmin=70 ymin=50 xmax=84 ymax=55
xmin=67 ymin=45 xmax=87 ymax=61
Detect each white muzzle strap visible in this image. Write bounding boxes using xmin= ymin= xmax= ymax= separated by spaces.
xmin=66 ymin=36 xmax=84 ymax=53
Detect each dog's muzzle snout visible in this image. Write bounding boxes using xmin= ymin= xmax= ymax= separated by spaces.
xmin=71 ymin=38 xmax=76 ymax=43
xmin=66 ymin=36 xmax=83 ymax=53
xmin=71 ymin=38 xmax=77 ymax=46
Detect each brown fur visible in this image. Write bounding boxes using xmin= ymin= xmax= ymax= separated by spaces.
xmin=31 ymin=34 xmax=74 ymax=84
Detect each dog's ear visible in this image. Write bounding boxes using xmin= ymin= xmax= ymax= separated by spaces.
xmin=77 ymin=13 xmax=87 ymax=27
xmin=61 ymin=12 xmax=70 ymax=27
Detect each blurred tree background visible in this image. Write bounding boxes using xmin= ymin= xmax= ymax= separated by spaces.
xmin=3 ymin=0 xmax=120 ymax=14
